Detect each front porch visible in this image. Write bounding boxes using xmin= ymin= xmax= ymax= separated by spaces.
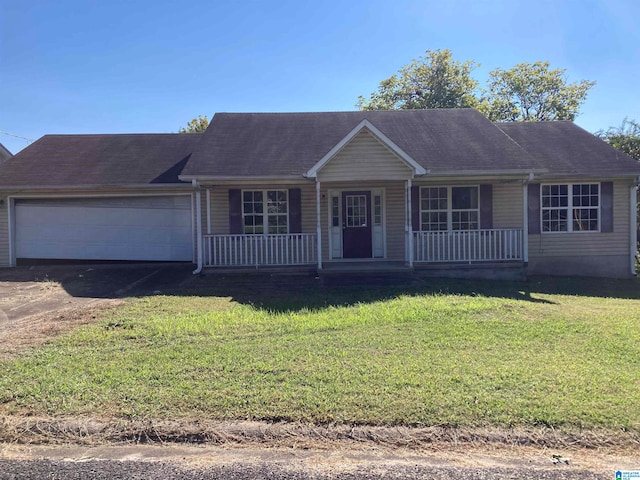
xmin=413 ymin=229 xmax=524 ymax=263
xmin=201 ymin=229 xmax=524 ymax=269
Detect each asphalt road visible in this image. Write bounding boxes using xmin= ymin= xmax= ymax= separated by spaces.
xmin=0 ymin=459 xmax=611 ymax=480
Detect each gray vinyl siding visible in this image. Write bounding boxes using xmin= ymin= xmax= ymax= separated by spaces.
xmin=209 ymin=187 xmax=229 ymax=234
xmin=383 ymin=182 xmax=406 ymax=261
xmin=493 ymin=182 xmax=524 ymax=228
xmin=0 ymin=193 xmax=11 ymax=267
xmin=317 ymin=131 xmax=413 ymax=182
xmin=528 ymin=179 xmax=631 ymax=258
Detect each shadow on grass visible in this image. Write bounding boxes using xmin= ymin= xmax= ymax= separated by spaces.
xmin=173 ymin=272 xmax=640 ymax=313
xmin=3 ymin=263 xmax=638 ymax=314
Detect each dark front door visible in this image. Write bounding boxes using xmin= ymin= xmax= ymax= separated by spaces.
xmin=342 ymin=191 xmax=372 ymax=258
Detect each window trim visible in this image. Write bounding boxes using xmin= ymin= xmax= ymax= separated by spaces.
xmin=419 ymin=185 xmax=480 ymax=231
xmin=540 ymin=183 xmax=601 ymax=234
xmin=241 ymin=189 xmax=289 ymax=235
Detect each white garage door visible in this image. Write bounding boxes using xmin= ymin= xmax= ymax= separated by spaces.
xmin=15 ymin=196 xmax=193 ymax=261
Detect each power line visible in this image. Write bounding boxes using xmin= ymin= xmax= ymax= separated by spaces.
xmin=0 ymin=130 xmax=35 ymax=143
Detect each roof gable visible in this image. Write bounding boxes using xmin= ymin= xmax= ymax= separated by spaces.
xmin=314 ymin=129 xmax=417 ymax=182
xmin=305 ymin=119 xmax=427 ymax=178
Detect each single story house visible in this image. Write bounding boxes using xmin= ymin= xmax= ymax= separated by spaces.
xmin=0 ymin=109 xmax=638 ymax=278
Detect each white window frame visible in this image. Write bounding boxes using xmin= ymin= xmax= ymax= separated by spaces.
xmin=419 ymin=185 xmax=480 ymax=231
xmin=241 ymin=189 xmax=289 ymax=235
xmin=540 ymin=183 xmax=601 ymax=234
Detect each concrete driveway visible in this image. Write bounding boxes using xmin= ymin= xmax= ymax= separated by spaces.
xmin=0 ymin=263 xmax=194 ymax=358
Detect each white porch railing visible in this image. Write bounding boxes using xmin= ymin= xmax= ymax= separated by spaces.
xmin=203 ymin=234 xmax=317 ymax=267
xmin=413 ymin=229 xmax=523 ymax=263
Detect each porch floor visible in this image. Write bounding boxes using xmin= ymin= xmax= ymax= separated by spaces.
xmin=202 ymin=261 xmax=526 ymax=282
xmin=415 ymin=261 xmax=525 ymax=280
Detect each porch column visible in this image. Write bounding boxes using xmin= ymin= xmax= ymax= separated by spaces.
xmin=206 ymin=188 xmax=212 ymax=235
xmin=631 ymin=183 xmax=638 ymax=276
xmin=316 ymin=179 xmax=322 ymax=270
xmin=192 ymin=180 xmax=203 ymax=274
xmin=406 ymin=179 xmax=413 ymax=267
xmin=522 ymin=178 xmax=529 ymax=263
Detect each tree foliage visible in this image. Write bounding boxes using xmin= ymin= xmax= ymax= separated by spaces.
xmin=356 ymin=49 xmax=480 ymax=110
xmin=596 ymin=118 xmax=640 ymax=160
xmin=357 ymin=53 xmax=596 ymax=123
xmin=179 ymin=115 xmax=209 ymax=133
xmin=480 ymin=62 xmax=595 ymax=122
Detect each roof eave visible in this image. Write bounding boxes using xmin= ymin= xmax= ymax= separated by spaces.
xmin=534 ymin=172 xmax=640 ymax=180
xmin=0 ymin=183 xmax=193 ymax=192
xmin=427 ymin=168 xmax=548 ymax=177
xmin=179 ymin=174 xmax=309 ymax=182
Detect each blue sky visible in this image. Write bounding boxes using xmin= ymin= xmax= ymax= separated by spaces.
xmin=1 ymin=0 xmax=638 ymax=154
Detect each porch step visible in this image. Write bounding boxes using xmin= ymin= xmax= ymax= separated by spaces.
xmin=318 ymin=262 xmax=417 ymax=287
xmin=320 ymin=261 xmax=411 ymax=273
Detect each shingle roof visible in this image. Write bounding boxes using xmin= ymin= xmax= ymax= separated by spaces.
xmin=0 ymin=133 xmax=201 ymax=187
xmin=495 ymin=121 xmax=640 ymax=177
xmin=1 ymin=112 xmax=638 ymax=189
xmin=0 ymin=142 xmax=12 ymax=162
xmin=182 ymin=109 xmax=540 ymax=178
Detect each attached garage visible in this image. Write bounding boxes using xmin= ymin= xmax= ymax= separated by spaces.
xmin=14 ymin=195 xmax=193 ymax=262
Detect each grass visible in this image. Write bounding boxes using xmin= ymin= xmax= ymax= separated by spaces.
xmin=0 ymin=277 xmax=639 ymax=431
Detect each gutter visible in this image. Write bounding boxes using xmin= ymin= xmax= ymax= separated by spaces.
xmin=426 ymin=168 xmax=547 ymax=177
xmin=0 ymin=183 xmax=194 ymax=192
xmin=179 ymin=175 xmax=310 ymax=183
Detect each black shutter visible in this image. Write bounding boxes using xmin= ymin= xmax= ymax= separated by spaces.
xmin=288 ymin=188 xmax=302 ymax=233
xmin=600 ymin=182 xmax=614 ymax=233
xmin=229 ymin=189 xmax=242 ymax=234
xmin=528 ymin=183 xmax=541 ymax=234
xmin=411 ymin=185 xmax=420 ymax=231
xmin=479 ymin=184 xmax=493 ymax=229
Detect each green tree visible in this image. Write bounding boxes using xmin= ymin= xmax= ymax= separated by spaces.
xmin=596 ymin=118 xmax=640 ymax=160
xmin=357 ymin=49 xmax=480 ymax=110
xmin=480 ymin=61 xmax=595 ymax=122
xmin=179 ymin=115 xmax=209 ymax=133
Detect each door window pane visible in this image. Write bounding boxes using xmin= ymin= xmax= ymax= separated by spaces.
xmin=346 ymin=195 xmax=367 ymax=227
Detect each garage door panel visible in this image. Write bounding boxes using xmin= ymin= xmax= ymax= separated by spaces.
xmin=15 ymin=196 xmax=194 ymax=262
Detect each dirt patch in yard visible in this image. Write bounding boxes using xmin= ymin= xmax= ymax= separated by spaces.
xmin=0 ymin=417 xmax=638 ymax=474
xmin=0 ymin=264 xmax=193 ymax=359
xmin=0 ymin=302 xmax=121 ymax=360
xmin=1 ymin=417 xmax=638 ymax=453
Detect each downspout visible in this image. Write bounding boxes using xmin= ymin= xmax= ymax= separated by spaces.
xmin=522 ymin=172 xmax=534 ymax=264
xmin=192 ymin=179 xmax=203 ymax=274
xmin=631 ymin=177 xmax=639 ymax=276
xmin=7 ymin=197 xmax=14 ymax=267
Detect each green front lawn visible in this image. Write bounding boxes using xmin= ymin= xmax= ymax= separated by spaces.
xmin=1 ymin=277 xmax=638 ymax=431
